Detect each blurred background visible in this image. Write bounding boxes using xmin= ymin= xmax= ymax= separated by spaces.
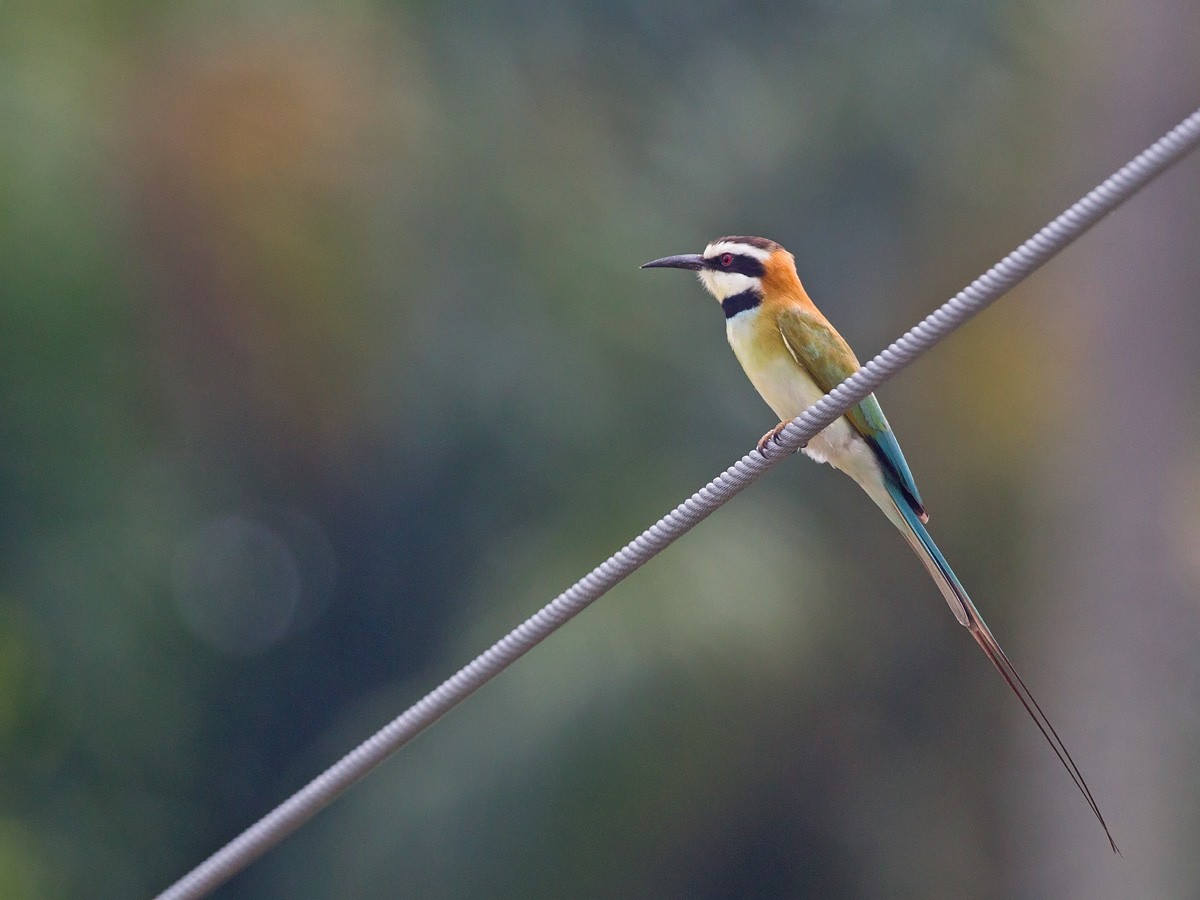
xmin=2 ymin=0 xmax=1199 ymax=897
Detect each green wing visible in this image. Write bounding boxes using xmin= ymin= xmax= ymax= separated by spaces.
xmin=776 ymin=307 xmax=926 ymax=517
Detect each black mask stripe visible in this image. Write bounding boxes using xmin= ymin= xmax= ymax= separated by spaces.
xmin=722 ymin=289 xmax=762 ymax=319
xmin=705 ymin=254 xmax=765 ymax=278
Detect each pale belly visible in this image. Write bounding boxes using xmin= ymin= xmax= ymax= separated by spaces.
xmin=726 ymin=313 xmax=883 ymax=491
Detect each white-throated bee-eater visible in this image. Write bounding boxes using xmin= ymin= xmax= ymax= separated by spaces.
xmin=643 ymin=235 xmax=1117 ymax=852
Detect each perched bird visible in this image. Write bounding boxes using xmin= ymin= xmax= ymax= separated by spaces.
xmin=643 ymin=235 xmax=1117 ymax=852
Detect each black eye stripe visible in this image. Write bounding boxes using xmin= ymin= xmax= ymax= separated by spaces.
xmin=704 ymin=253 xmax=764 ymax=278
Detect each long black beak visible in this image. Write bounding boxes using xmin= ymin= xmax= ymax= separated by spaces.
xmin=641 ymin=253 xmax=705 ymax=271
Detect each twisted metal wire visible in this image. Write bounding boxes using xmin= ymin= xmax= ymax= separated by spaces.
xmin=157 ymin=106 xmax=1200 ymax=900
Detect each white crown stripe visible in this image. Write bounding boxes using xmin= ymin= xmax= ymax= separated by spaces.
xmin=704 ymin=241 xmax=771 ymax=262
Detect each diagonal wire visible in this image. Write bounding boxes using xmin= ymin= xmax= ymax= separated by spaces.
xmin=157 ymin=105 xmax=1200 ymax=900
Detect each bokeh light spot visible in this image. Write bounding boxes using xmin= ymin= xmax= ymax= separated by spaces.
xmin=171 ymin=515 xmax=302 ymax=656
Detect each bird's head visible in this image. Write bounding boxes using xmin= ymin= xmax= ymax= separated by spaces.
xmin=641 ymin=236 xmax=799 ymax=310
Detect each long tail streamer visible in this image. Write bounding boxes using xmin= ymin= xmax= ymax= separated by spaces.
xmin=886 ymin=481 xmax=1119 ymax=853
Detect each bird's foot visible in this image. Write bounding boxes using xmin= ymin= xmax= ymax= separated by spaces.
xmin=757 ymin=421 xmax=790 ymax=454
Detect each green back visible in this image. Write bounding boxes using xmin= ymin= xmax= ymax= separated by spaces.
xmin=777 ymin=308 xmax=925 ymax=514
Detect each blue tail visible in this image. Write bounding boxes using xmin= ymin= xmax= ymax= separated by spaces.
xmin=880 ymin=479 xmax=1119 ymax=852
xmin=883 ymin=480 xmax=973 ymax=627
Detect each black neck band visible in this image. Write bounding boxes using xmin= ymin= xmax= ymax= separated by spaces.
xmin=722 ymin=289 xmax=762 ymax=319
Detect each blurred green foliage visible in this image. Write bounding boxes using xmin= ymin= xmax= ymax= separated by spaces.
xmin=2 ymin=0 xmax=1199 ymax=897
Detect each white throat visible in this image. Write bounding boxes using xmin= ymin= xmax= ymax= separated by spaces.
xmin=698 ymin=269 xmax=760 ymax=300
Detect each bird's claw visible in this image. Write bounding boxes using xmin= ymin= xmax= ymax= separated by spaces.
xmin=757 ymin=421 xmax=790 ymax=454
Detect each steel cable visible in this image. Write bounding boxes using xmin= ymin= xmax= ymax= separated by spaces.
xmin=157 ymin=105 xmax=1200 ymax=900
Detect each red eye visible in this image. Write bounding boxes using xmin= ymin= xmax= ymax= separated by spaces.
xmin=720 ymin=253 xmax=734 ymax=267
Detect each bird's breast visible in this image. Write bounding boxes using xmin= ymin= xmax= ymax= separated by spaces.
xmin=725 ymin=308 xmax=879 ymax=485
xmin=725 ymin=310 xmax=826 ymax=421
